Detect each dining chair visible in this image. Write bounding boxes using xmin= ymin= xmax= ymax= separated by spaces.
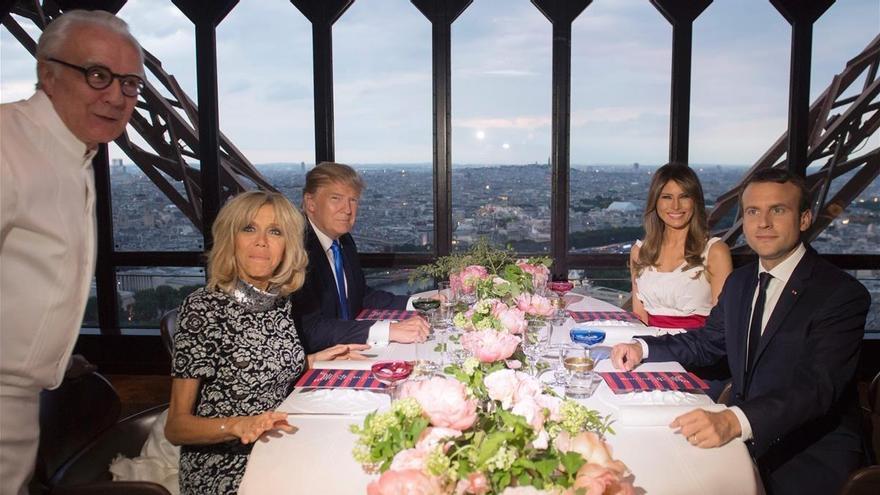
xmin=837 ymin=465 xmax=880 ymax=495
xmin=49 ymin=404 xmax=171 ymax=495
xmin=34 ymin=372 xmax=122 ymax=491
xmin=159 ymin=309 xmax=178 ymax=357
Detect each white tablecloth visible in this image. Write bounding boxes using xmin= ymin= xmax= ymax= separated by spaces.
xmin=240 ymin=295 xmax=761 ymax=495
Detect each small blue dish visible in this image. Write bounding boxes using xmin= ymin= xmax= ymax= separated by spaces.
xmin=569 ymin=327 xmax=607 ymax=347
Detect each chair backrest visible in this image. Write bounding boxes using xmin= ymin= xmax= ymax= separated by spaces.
xmin=869 ymin=372 xmax=880 ymax=463
xmin=159 ymin=309 xmax=178 ymax=357
xmin=837 ymin=465 xmax=880 ymax=495
xmin=36 ymin=372 xmax=121 ymax=488
xmin=52 ymin=404 xmax=170 ymax=488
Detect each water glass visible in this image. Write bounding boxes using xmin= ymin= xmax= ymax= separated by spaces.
xmin=523 ymin=320 xmax=550 ymax=376
xmin=562 ymin=347 xmax=597 ymax=399
xmin=431 ymin=315 xmax=450 ymax=368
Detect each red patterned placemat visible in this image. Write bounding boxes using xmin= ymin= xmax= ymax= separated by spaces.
xmin=568 ymin=311 xmax=641 ymax=324
xmin=600 ymin=371 xmax=709 ymax=393
xmin=295 ymin=368 xmax=386 ymax=389
xmin=356 ymin=308 xmax=419 ymax=321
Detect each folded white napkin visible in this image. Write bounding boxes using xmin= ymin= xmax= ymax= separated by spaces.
xmin=109 ymin=409 xmax=180 ymax=494
xmin=285 ymin=388 xmax=389 ymax=414
xmin=618 ymin=404 xmax=727 ymax=426
xmin=311 ymin=360 xmax=374 ymax=370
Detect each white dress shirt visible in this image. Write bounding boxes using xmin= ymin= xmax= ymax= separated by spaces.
xmin=1 ymin=90 xmax=98 ymax=494
xmin=636 ymin=244 xmax=808 ymax=441
xmin=308 ymin=219 xmax=392 ymax=347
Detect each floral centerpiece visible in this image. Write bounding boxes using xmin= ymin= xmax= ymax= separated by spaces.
xmin=351 ymin=358 xmax=635 ymax=494
xmin=356 ymin=240 xmax=633 ymax=493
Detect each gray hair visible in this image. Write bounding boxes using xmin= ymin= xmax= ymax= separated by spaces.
xmin=36 ymin=10 xmax=144 ymax=88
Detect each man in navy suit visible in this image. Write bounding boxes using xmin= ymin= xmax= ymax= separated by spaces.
xmin=611 ymin=168 xmax=869 ymax=495
xmin=292 ymin=162 xmax=429 ymax=353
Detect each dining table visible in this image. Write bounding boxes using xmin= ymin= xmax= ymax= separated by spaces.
xmin=239 ymin=292 xmax=763 ymax=495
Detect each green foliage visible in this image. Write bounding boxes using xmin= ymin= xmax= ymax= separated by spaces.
xmin=409 ymin=238 xmax=517 ymax=282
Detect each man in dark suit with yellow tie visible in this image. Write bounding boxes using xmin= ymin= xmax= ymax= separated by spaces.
xmin=292 ymin=162 xmax=429 ymax=353
xmin=611 ymin=168 xmax=870 ymax=495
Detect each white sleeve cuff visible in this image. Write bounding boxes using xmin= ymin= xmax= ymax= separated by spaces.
xmin=367 ymin=321 xmax=391 ymax=347
xmin=633 ymin=338 xmax=649 ymax=359
xmin=729 ymin=406 xmax=753 ymax=442
xmin=405 ymin=296 xmax=415 ymax=311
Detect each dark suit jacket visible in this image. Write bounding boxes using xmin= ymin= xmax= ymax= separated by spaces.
xmin=291 ymin=223 xmax=409 ymax=353
xmin=640 ymin=246 xmax=870 ymax=495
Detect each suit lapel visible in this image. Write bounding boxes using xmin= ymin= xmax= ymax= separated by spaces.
xmin=752 ymin=249 xmax=815 ymax=368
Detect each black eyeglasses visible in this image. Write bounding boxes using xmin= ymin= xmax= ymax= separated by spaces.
xmin=47 ymin=57 xmax=144 ymax=97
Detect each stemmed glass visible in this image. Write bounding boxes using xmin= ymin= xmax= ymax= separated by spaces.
xmin=523 ymin=320 xmax=550 ymax=376
xmin=569 ymin=326 xmax=605 ymax=390
xmin=412 ymin=297 xmax=440 ymax=321
xmin=371 ymin=361 xmax=413 ymax=400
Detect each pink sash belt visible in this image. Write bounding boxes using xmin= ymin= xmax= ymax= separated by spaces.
xmin=647 ymin=313 xmax=707 ymax=330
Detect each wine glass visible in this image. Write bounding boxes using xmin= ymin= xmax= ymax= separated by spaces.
xmin=371 ymin=361 xmax=413 ymax=400
xmin=523 ymin=320 xmax=550 ymax=376
xmin=412 ymin=297 xmax=440 ymax=321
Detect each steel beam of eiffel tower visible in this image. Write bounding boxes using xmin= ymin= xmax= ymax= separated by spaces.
xmin=2 ymin=1 xmax=276 ymax=232
xmin=709 ymin=35 xmax=880 ymax=252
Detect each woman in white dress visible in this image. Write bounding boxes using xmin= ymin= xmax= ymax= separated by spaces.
xmin=630 ymin=163 xmax=732 ymax=329
xmin=630 ymin=164 xmax=733 ymax=398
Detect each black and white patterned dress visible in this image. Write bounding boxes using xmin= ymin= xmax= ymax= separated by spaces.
xmin=172 ymin=283 xmax=305 ymax=494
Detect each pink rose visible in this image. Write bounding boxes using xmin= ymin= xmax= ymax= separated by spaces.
xmin=389 ymin=448 xmax=429 ymax=472
xmin=572 ymin=464 xmax=636 ymax=495
xmin=553 ymin=432 xmax=628 ymax=475
xmin=496 ymin=307 xmax=527 ymax=334
xmin=514 ymin=293 xmax=556 ymax=318
xmin=416 ymin=427 xmax=462 ymax=452
xmin=461 ymin=329 xmax=521 ymax=363
xmin=367 ymin=469 xmax=444 ymax=495
xmin=400 ymin=377 xmax=478 ymax=430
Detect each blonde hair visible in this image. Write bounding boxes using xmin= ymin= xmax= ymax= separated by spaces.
xmin=207 ymin=191 xmax=307 ymax=297
xmin=633 ymin=163 xmax=709 ymax=277
xmin=303 ymin=161 xmax=364 ymax=196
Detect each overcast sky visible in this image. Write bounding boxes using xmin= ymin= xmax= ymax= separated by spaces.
xmin=1 ymin=0 xmax=877 ymax=166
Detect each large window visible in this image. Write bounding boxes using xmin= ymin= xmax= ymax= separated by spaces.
xmin=451 ymin=0 xmax=552 ymax=252
xmin=568 ymin=1 xmax=669 ymax=254
xmin=335 ymin=1 xmax=433 ymax=253
xmin=218 ymin=2 xmax=315 ymax=169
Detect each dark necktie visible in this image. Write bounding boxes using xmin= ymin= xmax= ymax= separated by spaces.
xmin=747 ymin=272 xmax=773 ymax=373
xmin=330 ymin=240 xmax=350 ymax=320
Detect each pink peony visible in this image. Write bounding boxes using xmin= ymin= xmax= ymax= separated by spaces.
xmin=456 ymin=265 xmax=489 ymax=294
xmin=389 ymin=448 xmax=429 ymax=472
xmin=514 ymin=293 xmax=556 ymax=318
xmin=484 ymin=370 xmax=541 ymax=409
xmin=496 ymin=307 xmax=528 ymax=334
xmin=461 ymin=330 xmax=521 ymax=363
xmin=416 ymin=427 xmax=462 ymax=452
xmin=454 ymin=472 xmax=490 ymax=495
xmin=572 ymin=464 xmax=636 ymax=495
xmin=499 ymin=487 xmax=553 ymax=495
xmin=511 ymin=396 xmax=547 ymax=432
xmin=535 ymin=394 xmax=563 ymax=421
xmin=367 ymin=469 xmax=445 ymax=495
xmin=400 ymin=377 xmax=478 ymax=430
xmin=553 ymin=432 xmax=628 ymax=475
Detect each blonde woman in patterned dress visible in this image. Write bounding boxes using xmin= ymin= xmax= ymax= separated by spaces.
xmin=165 ymin=191 xmax=368 ymax=494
